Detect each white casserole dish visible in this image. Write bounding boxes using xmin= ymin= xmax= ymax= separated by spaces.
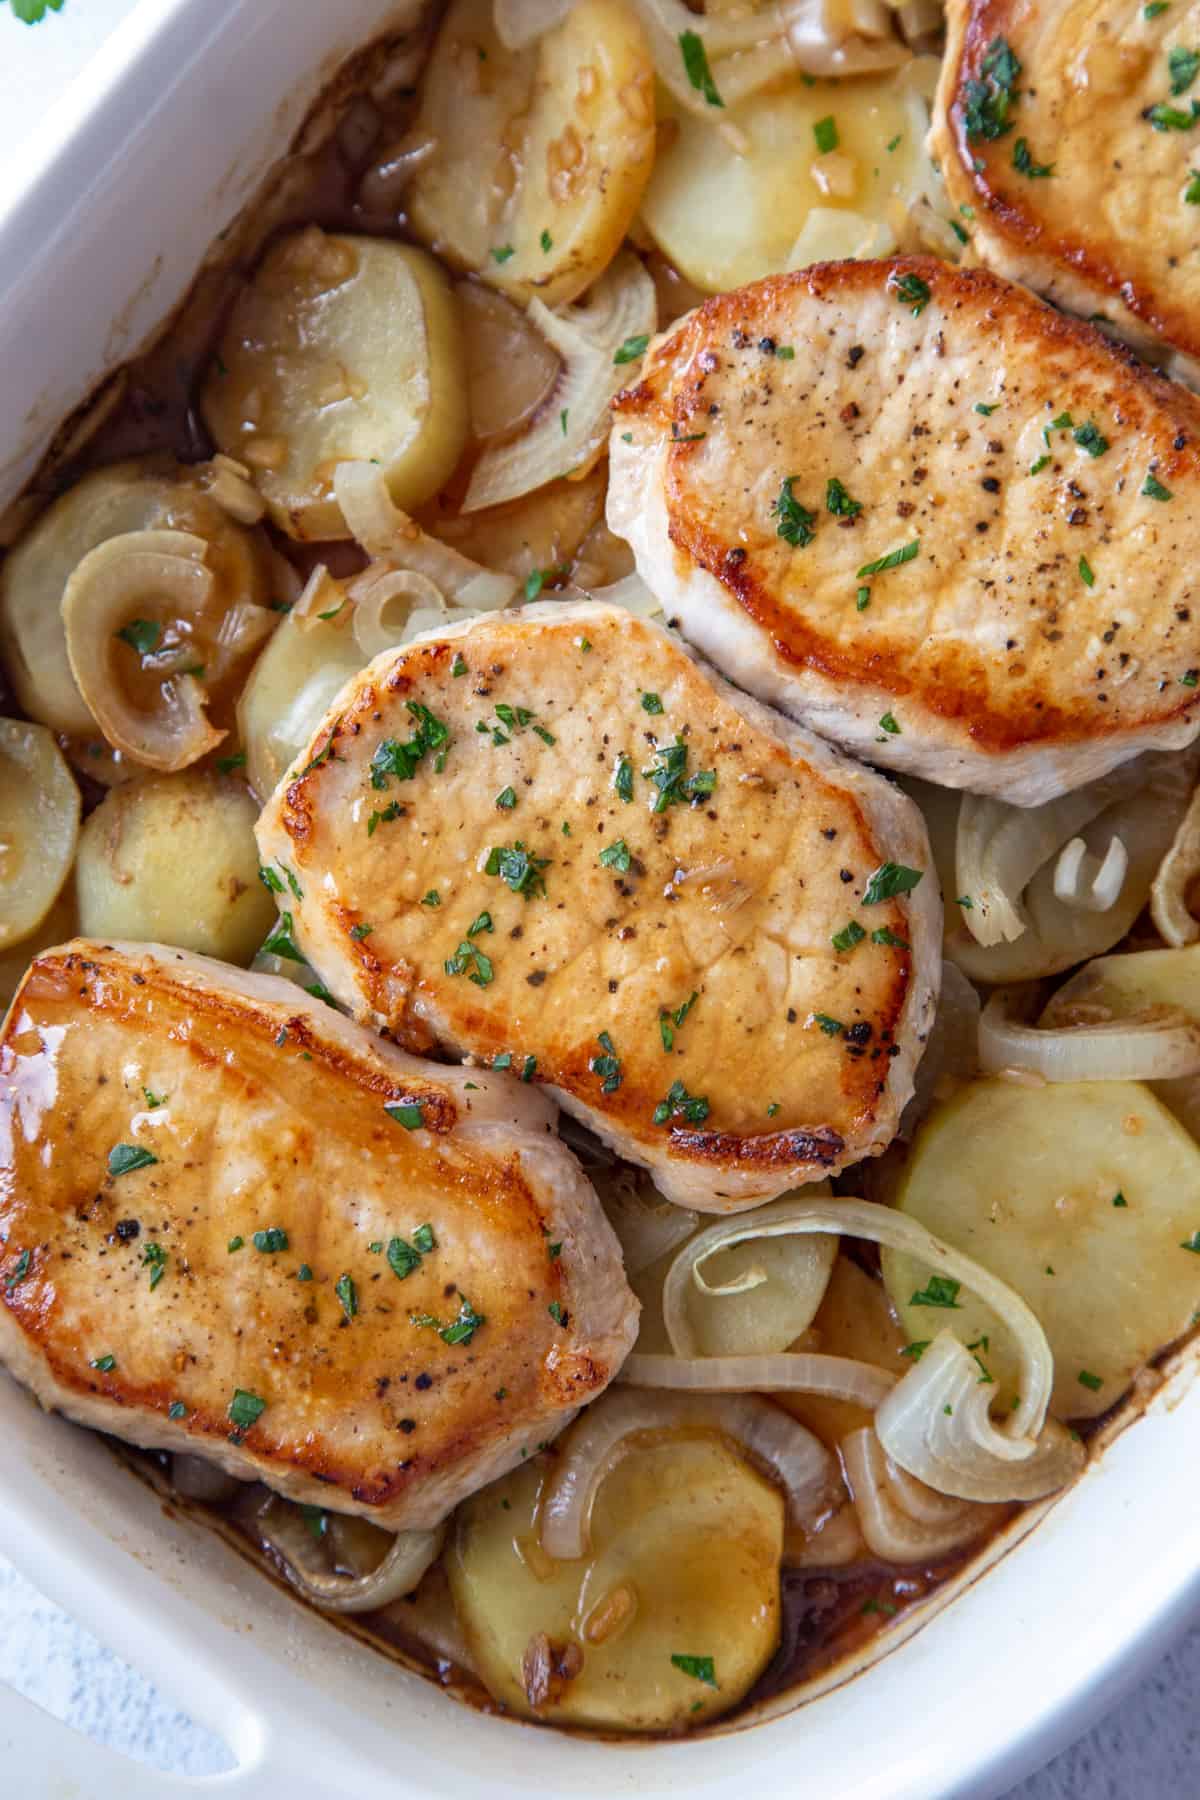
xmin=0 ymin=2 xmax=1198 ymax=1791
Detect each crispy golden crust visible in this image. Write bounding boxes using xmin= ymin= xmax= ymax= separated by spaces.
xmin=609 ymin=257 xmax=1200 ymax=798
xmin=934 ymin=0 xmax=1200 ymax=376
xmin=0 ymin=943 xmax=635 ymax=1526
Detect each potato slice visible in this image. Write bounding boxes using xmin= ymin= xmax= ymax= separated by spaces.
xmin=0 ymin=722 xmax=81 ymax=952
xmin=421 ymin=465 xmax=608 ymax=584
xmin=0 ymin=458 xmax=273 ymax=737
xmin=448 ymin=1429 xmax=782 ymax=1731
xmin=640 ymin=70 xmax=921 ymax=293
xmin=881 ymin=1079 xmax=1200 ymax=1421
xmin=238 ymin=605 xmax=366 ymax=802
xmin=202 ymin=230 xmax=468 ymax=541
xmin=406 ymin=0 xmax=655 ymax=308
xmin=75 ymin=771 xmax=276 ymax=964
xmin=779 ymin=1255 xmax=910 ymax=1448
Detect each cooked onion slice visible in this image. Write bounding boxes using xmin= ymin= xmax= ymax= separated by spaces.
xmin=493 ymin=0 xmax=572 ymax=49
xmin=291 ymin=565 xmax=350 ymax=634
xmin=171 ymin=1453 xmax=243 ymax=1505
xmin=1152 ymin=782 xmax=1200 ymax=948
xmin=201 ymin=454 xmax=268 ymax=527
xmin=978 ymin=986 xmax=1200 ymax=1082
xmin=595 ymin=1164 xmax=698 ymax=1275
xmin=61 ymin=530 xmax=226 ymax=772
xmin=841 ymin=1427 xmax=1006 ymax=1562
xmin=957 ymin=761 xmax=1147 ymax=948
xmin=350 ymin=567 xmax=450 ymax=660
xmin=875 ymin=1333 xmax=1085 ymax=1504
xmin=539 ymin=1389 xmax=838 ymax=1561
xmin=332 ymin=462 xmax=518 ymax=609
xmin=0 ymin=720 xmax=81 ymax=950
xmin=1053 ymin=834 xmax=1127 ymax=913
xmin=620 ymin=1351 xmax=896 ymax=1409
xmin=462 ymin=252 xmax=656 ymax=514
xmin=254 ymin=1494 xmax=445 ymax=1614
xmin=901 ymin=960 xmax=979 ymax=1140
xmin=576 ymin=570 xmax=664 ymax=619
xmin=662 ymin=1195 xmax=837 ymax=1357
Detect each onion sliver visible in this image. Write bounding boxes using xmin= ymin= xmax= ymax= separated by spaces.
xmin=493 ymin=0 xmax=572 ymax=49
xmin=539 ymin=1389 xmax=838 ymax=1560
xmin=875 ymin=1333 xmax=1085 ymax=1503
xmin=662 ymin=1194 xmax=838 ymax=1357
xmin=577 ymin=571 xmax=664 ymax=620
xmin=350 ymin=567 xmax=449 ymax=660
xmin=978 ymin=986 xmax=1200 ymax=1082
xmin=462 ymin=252 xmax=656 ymax=514
xmin=595 ymin=1165 xmax=698 ymax=1275
xmin=256 ymin=1497 xmax=445 ymax=1614
xmin=62 ymin=530 xmax=226 ymax=772
xmin=841 ymin=1427 xmax=1005 ymax=1562
xmin=1053 ymin=834 xmax=1127 ymax=913
xmin=171 ymin=1453 xmax=244 ymax=1505
xmin=332 ymin=462 xmax=518 ymax=609
xmin=620 ymin=1351 xmax=896 ymax=1409
xmin=1152 ymin=782 xmax=1200 ymax=948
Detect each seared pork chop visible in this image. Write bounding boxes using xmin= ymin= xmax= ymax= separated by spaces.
xmin=255 ymin=601 xmax=940 ymax=1212
xmin=608 ymin=258 xmax=1200 ymax=805
xmin=934 ymin=0 xmax=1200 ymax=383
xmin=0 ymin=942 xmax=636 ymax=1529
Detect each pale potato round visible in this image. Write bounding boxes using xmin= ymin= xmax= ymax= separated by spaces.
xmin=407 ymin=0 xmax=655 ymax=309
xmin=448 ymin=1428 xmax=783 ymax=1731
xmin=0 ymin=458 xmax=272 ymax=736
xmin=75 ymin=771 xmax=276 ymax=964
xmin=0 ymin=721 xmax=81 ymax=951
xmin=202 ymin=230 xmax=468 ymax=541
xmin=237 ymin=606 xmax=366 ymax=802
xmin=882 ymin=1079 xmax=1200 ymax=1420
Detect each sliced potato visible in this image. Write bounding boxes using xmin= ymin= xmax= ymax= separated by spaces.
xmin=456 ymin=281 xmax=559 ymax=443
xmin=421 ymin=465 xmax=608 ymax=584
xmin=641 ymin=71 xmax=921 ymax=293
xmin=0 ymin=722 xmax=80 ymax=951
xmin=778 ymin=1255 xmax=909 ymax=1448
xmin=202 ymin=230 xmax=468 ymax=541
xmin=407 ymin=0 xmax=655 ymax=308
xmin=238 ymin=605 xmax=366 ymax=802
xmin=448 ymin=1429 xmax=782 ymax=1730
xmin=75 ymin=771 xmax=276 ymax=964
xmin=0 ymin=458 xmax=274 ymax=736
xmin=882 ymin=1078 xmax=1200 ymax=1420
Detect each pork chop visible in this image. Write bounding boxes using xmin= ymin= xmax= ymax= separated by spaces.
xmin=933 ymin=0 xmax=1200 ymax=384
xmin=255 ymin=600 xmax=940 ymax=1212
xmin=608 ymin=257 xmax=1200 ymax=805
xmin=0 ymin=941 xmax=636 ymax=1529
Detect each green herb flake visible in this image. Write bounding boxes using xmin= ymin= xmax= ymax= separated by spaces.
xmin=1182 ymin=669 xmax=1200 ymax=687
xmin=863 ymin=861 xmax=924 ymax=904
xmin=813 ymin=1013 xmax=844 ymax=1036
xmin=108 ymin=1143 xmax=158 ymax=1178
xmin=900 ymin=1340 xmax=930 ymax=1361
xmin=1142 ymin=471 xmax=1173 ymax=500
xmin=772 ymin=477 xmax=817 ymax=548
xmin=1113 ymin=1192 xmax=1128 ymax=1207
xmin=217 ymin=752 xmax=247 ymax=774
xmin=775 ymin=345 xmax=795 ymax=360
xmin=335 ymin=1272 xmax=357 ymax=1321
xmin=228 ymin=1389 xmax=266 ymax=1430
xmin=1145 ymin=2 xmax=1170 ymax=15
xmin=615 ymin=754 xmax=634 ymax=803
xmin=1072 ymin=420 xmax=1109 ymax=457
xmin=974 ymin=401 xmax=999 ymax=416
xmin=349 ymin=922 xmax=373 ymax=941
xmin=89 ymin=1354 xmax=116 ymax=1373
xmin=871 ymin=926 xmax=910 ymax=948
xmin=1180 ymin=1230 xmax=1200 ymax=1252
xmin=831 ymin=919 xmax=866 ymax=953
xmin=369 ymin=702 xmax=450 ymax=791
xmin=1146 ymin=99 xmax=1200 ymax=129
xmin=1171 ymin=44 xmax=1200 ymax=93
xmin=116 ymin=619 xmax=162 ymax=656
xmin=679 ymin=29 xmax=723 ymax=107
xmin=484 ymin=840 xmax=550 ymax=899
xmin=826 ymin=475 xmax=862 ymax=519
xmin=671 ymin=1654 xmax=718 ymax=1688
xmin=1012 ymin=137 xmax=1054 ymax=178
xmin=641 ymin=691 xmax=664 ymax=715
xmin=385 ymin=1102 xmax=425 ymax=1131
xmin=599 ymin=838 xmax=632 ymax=872
xmin=962 ymin=35 xmax=1021 ymax=142
xmin=878 ymin=711 xmax=901 ymax=735
xmin=889 ymin=271 xmax=932 ymax=316
xmin=496 ymin=785 xmax=518 ymax=811
xmin=297 ymin=1264 xmax=313 ymax=1282
xmin=813 ymin=115 xmax=838 ymax=154
xmin=228 ymin=1236 xmax=244 ymax=1253
xmin=491 ymin=244 xmax=515 ymax=264
xmin=653 ymin=1079 xmax=710 ymax=1127
xmin=767 ymin=1101 xmax=781 ymax=1117
xmin=614 ymin=333 xmax=650 ymax=365
xmin=642 ymin=737 xmax=716 ymax=812
xmin=420 ymin=889 xmax=441 ymax=908
xmin=590 ymin=1030 xmax=623 ymax=1094
xmin=253 ymin=1227 xmax=288 ymax=1254
xmin=1077 ymin=1369 xmax=1104 ymax=1391
xmin=468 ymin=911 xmax=493 ymax=937
xmin=524 ymin=569 xmax=545 ymax=601
xmin=540 ymin=228 xmax=553 ymax=252
xmin=168 ymin=1401 xmax=187 ymax=1419
xmin=1029 ymin=453 xmax=1051 ymax=475
xmin=909 ymin=1275 xmax=962 ymax=1309
xmin=1079 ymin=555 xmax=1096 ymax=588
xmin=857 ymin=540 xmax=919 ymax=580
xmin=548 ymin=1300 xmax=567 ymax=1326
xmin=856 ymin=585 xmax=871 ymax=611
xmin=452 ymin=654 xmax=468 ymax=677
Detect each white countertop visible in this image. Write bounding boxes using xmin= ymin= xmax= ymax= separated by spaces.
xmin=0 ymin=3 xmax=1196 ymax=1792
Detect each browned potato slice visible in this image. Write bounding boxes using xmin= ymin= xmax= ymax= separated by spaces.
xmin=407 ymin=0 xmax=655 ymax=308
xmin=0 ymin=722 xmax=80 ymax=951
xmin=202 ymin=230 xmax=468 ymax=541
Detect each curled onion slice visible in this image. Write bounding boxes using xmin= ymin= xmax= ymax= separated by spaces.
xmin=957 ymin=761 xmax=1148 ymax=948
xmin=841 ymin=1427 xmax=1006 ymax=1562
xmin=462 ymin=252 xmax=656 ymax=514
xmin=978 ymin=986 xmax=1200 ymax=1083
xmin=62 ymin=530 xmax=225 ymax=772
xmin=875 ymin=1334 xmax=1085 ymax=1503
xmin=350 ymin=567 xmax=449 ymax=660
xmin=1053 ymin=834 xmax=1127 ymax=913
xmin=620 ymin=1351 xmax=896 ymax=1409
xmin=332 ymin=462 xmax=518 ymax=609
xmin=662 ymin=1195 xmax=838 ymax=1357
xmin=539 ymin=1389 xmax=838 ymax=1560
xmin=1152 ymin=782 xmax=1200 ymax=948
xmin=253 ymin=1494 xmax=445 ymax=1614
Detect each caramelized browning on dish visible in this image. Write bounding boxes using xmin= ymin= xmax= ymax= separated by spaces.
xmin=0 ymin=942 xmax=636 ymax=1527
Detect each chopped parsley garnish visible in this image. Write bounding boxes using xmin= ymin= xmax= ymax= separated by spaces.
xmin=493 ymin=1052 xmax=513 ymax=1070
xmin=496 ymin=785 xmax=517 ymax=811
xmin=108 ymin=1143 xmax=158 ymax=1178
xmin=259 ymin=865 xmax=284 ymax=894
xmin=533 ymin=723 xmax=556 ymax=747
xmin=1182 ymin=670 xmax=1199 ymax=687
xmin=369 ymin=702 xmax=450 ymax=789
xmin=871 ymin=926 xmax=910 ymax=948
xmin=641 ymin=691 xmax=664 ymax=714
xmin=335 ymin=1272 xmax=357 ymax=1321
xmin=385 ymin=1102 xmax=425 ymax=1130
xmin=826 ymin=476 xmax=862 ymax=518
xmin=813 ymin=114 xmax=838 ymax=154
xmin=1145 ymin=2 xmax=1170 ymax=15
xmin=1072 ymin=420 xmax=1109 ymax=457
xmin=413 ymin=1223 xmax=436 ymax=1254
xmin=962 ymin=35 xmax=1021 ymax=141
xmin=775 ymin=345 xmax=795 ymax=360
xmin=1187 ymin=169 xmax=1200 ymax=202
xmin=491 ymin=244 xmax=515 ymax=263
xmin=653 ymin=1080 xmax=710 ymax=1127
xmin=1078 ymin=555 xmax=1096 ymax=588
xmin=90 ymin=1354 xmax=116 ymax=1373
xmin=832 ymin=920 xmax=866 ymax=952
xmin=1170 ymin=44 xmax=1200 ymax=93
xmin=889 ymin=271 xmax=931 ymax=316
xmin=856 ymin=586 xmax=871 ymax=611
xmin=1077 ymin=1369 xmax=1103 ymax=1392
xmin=679 ymin=29 xmax=723 ymax=107
xmin=5 ymin=1249 xmax=31 ymax=1290
xmin=421 ymin=890 xmax=441 ymax=907
xmin=599 ymin=838 xmax=632 ymax=871
xmin=253 ymin=1227 xmax=288 ymax=1254
xmin=468 ymin=911 xmax=493 ymax=937
xmin=228 ymin=1236 xmax=244 ymax=1253
xmin=349 ymin=923 xmax=373 ymax=941
xmin=862 ymin=1598 xmax=899 ymax=1617
xmin=813 ymin=1013 xmax=844 ymax=1036
xmin=444 ymin=940 xmax=494 ymax=986
xmin=1029 ymin=453 xmax=1051 ymax=475
xmin=452 ymin=654 xmax=468 ymax=677
xmin=878 ymin=711 xmax=900 ymax=735
xmin=951 ymin=219 xmax=969 ymax=244
xmin=297 ymin=1264 xmax=313 ymax=1282
xmin=1146 ymin=99 xmax=1200 ymax=129
xmin=642 ymin=738 xmax=716 ymax=812
xmin=658 ymin=990 xmax=698 ymax=1051
xmin=560 ymin=409 xmax=569 ymax=436
xmin=772 ymin=476 xmax=817 ymax=547
xmin=413 ymin=1295 xmax=486 ymax=1346
xmin=974 ymin=401 xmax=998 ymax=416
xmin=143 ymin=1243 xmax=167 ymax=1290
xmin=548 ymin=1300 xmax=567 ymax=1326
xmin=909 ymin=1274 xmax=962 ymax=1309
xmin=614 ymin=332 xmax=651 ymax=365
xmin=1180 ymin=1230 xmax=1200 ymax=1251
xmin=116 ymin=619 xmax=162 ymax=656
xmin=228 ymin=1389 xmax=266 ymax=1430
xmin=262 ymin=911 xmax=306 ymax=963
xmin=168 ymin=1401 xmax=187 ymax=1419
xmin=615 ymin=754 xmax=634 ymax=803
xmin=1142 ymin=471 xmax=1173 ymax=500
xmin=142 ymin=1087 xmax=166 ymax=1109
xmin=671 ymin=1654 xmax=718 ymax=1688
xmin=387 ymin=1237 xmax=421 ymax=1280
xmin=590 ymin=1032 xmax=622 ymax=1093
xmin=1113 ymin=1192 xmax=1128 ymax=1208
xmin=540 ymin=228 xmax=553 ymax=253
xmin=217 ymin=751 xmax=247 ymax=774
xmin=524 ymin=569 xmax=545 ymax=601
xmin=1012 ymin=137 xmax=1054 ymax=178
xmin=367 ymin=803 xmax=401 ymax=837
xmin=900 ymin=1340 xmax=930 ymax=1361
xmin=863 ymin=861 xmax=924 ymax=903
xmin=767 ymin=1101 xmax=780 ymax=1117
xmin=484 ymin=841 xmax=549 ymax=899
xmin=857 ymin=540 xmax=919 ymax=580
